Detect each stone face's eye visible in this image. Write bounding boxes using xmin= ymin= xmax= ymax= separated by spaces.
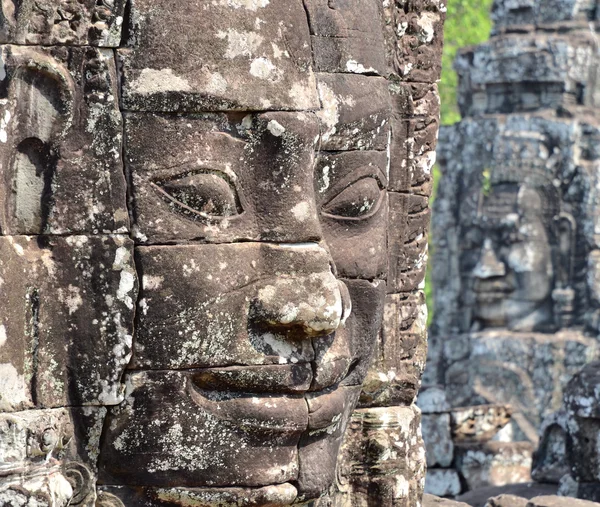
xmin=322 ymin=177 xmax=382 ymax=219
xmin=153 ymin=171 xmax=242 ymax=219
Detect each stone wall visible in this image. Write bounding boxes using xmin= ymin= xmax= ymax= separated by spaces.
xmin=0 ymin=1 xmax=445 ymax=506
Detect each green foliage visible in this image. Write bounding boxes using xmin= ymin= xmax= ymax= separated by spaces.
xmin=440 ymin=0 xmax=494 ymax=125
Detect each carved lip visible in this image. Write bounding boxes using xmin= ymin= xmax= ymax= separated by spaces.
xmin=187 ymin=365 xmax=352 ymax=434
xmin=188 ymin=360 xmax=349 ymax=395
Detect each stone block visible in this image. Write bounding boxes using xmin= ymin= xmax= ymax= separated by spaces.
xmin=445 ymin=330 xmax=597 ymax=444
xmin=456 ymin=32 xmax=600 ymax=117
xmin=97 ymin=485 xmax=299 ymax=507
xmin=0 ymin=0 xmax=125 ymax=46
xmin=382 ymin=0 xmax=445 ymax=82
xmin=99 ymin=370 xmax=307 ymax=488
xmin=119 ymin=0 xmax=318 ymax=112
xmin=316 ymin=73 xmax=391 ymax=151
xmin=316 ymin=150 xmax=389 ymax=280
xmin=486 ymin=495 xmax=528 ymax=507
xmin=491 ymin=0 xmax=599 ymax=30
xmin=337 ymin=405 xmax=426 ymax=507
xmin=424 ymin=469 xmax=462 ymax=498
xmin=422 ymin=413 xmax=454 ymax=468
xmin=389 ymin=88 xmax=440 ymax=195
xmin=423 ymin=495 xmax=471 ymax=507
xmin=133 ymin=242 xmax=384 ymax=388
xmin=528 ymin=495 xmax=600 ymax=507
xmin=532 ymin=411 xmax=569 ymax=484
xmin=360 ymin=292 xmax=427 ymax=407
xmin=417 ymin=385 xmax=450 ymax=414
xmin=455 ymin=442 xmax=533 ymax=491
xmin=0 ymin=235 xmax=136 ymax=411
xmin=0 ymin=45 xmax=128 ymax=236
xmin=303 ymin=0 xmax=387 ymax=75
xmin=0 ymin=407 xmax=107 ymax=506
xmin=126 ymin=112 xmax=321 ymax=244
xmin=388 ymin=192 xmax=430 ymax=293
xmin=451 ymin=405 xmax=513 ymax=443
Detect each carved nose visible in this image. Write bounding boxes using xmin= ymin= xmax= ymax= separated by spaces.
xmin=253 ymin=272 xmax=352 ymax=338
xmin=473 ymin=238 xmax=506 ymax=279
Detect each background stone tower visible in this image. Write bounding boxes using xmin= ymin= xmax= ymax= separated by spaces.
xmin=424 ymin=0 xmax=600 ymax=496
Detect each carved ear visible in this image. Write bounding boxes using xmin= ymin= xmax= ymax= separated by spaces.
xmin=554 ymin=212 xmax=576 ymax=288
xmin=0 ymin=50 xmax=74 ymax=234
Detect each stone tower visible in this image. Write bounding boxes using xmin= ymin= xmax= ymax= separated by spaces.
xmin=0 ymin=1 xmax=445 ymax=506
xmin=425 ymin=0 xmax=600 ymax=495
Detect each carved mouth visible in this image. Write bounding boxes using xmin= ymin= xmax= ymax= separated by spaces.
xmin=187 ymin=364 xmax=353 ymax=435
xmin=474 ymin=281 xmax=514 ymax=301
xmin=188 ymin=359 xmax=351 ymax=395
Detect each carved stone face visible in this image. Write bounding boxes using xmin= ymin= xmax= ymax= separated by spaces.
xmin=462 ymin=183 xmax=555 ymax=331
xmin=97 ymin=110 xmax=389 ymax=501
xmin=0 ymin=0 xmax=421 ymax=503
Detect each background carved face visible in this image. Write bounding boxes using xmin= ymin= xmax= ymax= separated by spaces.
xmin=460 ymin=184 xmax=555 ymax=331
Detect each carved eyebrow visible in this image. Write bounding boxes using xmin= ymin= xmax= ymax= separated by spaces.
xmin=318 ymin=164 xmax=387 ymax=204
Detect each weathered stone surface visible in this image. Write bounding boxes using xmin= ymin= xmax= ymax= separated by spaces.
xmin=119 ymin=0 xmax=319 ymax=112
xmin=336 ymin=405 xmax=427 ymax=507
xmin=99 ymin=370 xmax=307 ymax=488
xmin=316 ymin=150 xmax=389 ymax=280
xmin=455 ymin=442 xmax=533 ymax=491
xmin=486 ymin=494 xmax=529 ymax=507
xmin=531 ymin=411 xmax=570 ymax=484
xmin=382 ymin=0 xmax=445 ymax=82
xmin=126 ymin=112 xmax=321 ymax=244
xmin=457 ymin=483 xmax=559 ymax=507
xmin=423 ymin=495 xmax=470 ymax=507
xmin=388 ymin=193 xmax=430 ymax=293
xmin=316 ymin=73 xmax=391 ymax=152
xmin=528 ymin=495 xmax=600 ymax=507
xmin=0 ymin=45 xmax=128 ymax=236
xmin=0 ymin=0 xmax=126 ymax=46
xmin=451 ymin=405 xmax=513 ymax=444
xmin=444 ymin=331 xmax=597 ymax=443
xmin=304 ymin=0 xmax=387 ymax=75
xmin=418 ymin=386 xmax=451 ymax=414
xmin=422 ymin=413 xmax=454 ymax=468
xmin=360 ymin=292 xmax=427 ymax=407
xmin=455 ymin=32 xmax=600 ymax=117
xmin=424 ymin=469 xmax=462 ymax=498
xmin=132 ymin=243 xmax=383 ymax=379
xmin=0 ymin=0 xmax=445 ymax=503
xmin=558 ymin=476 xmax=600 ymax=503
xmin=389 ymin=84 xmax=440 ymax=195
xmin=0 ymin=407 xmax=106 ymax=506
xmin=0 ymin=235 xmax=136 ymax=411
xmin=491 ymin=0 xmax=600 ymax=30
xmin=97 ymin=484 xmax=299 ymax=507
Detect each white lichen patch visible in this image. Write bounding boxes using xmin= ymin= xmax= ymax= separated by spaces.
xmin=117 ymin=271 xmax=136 ymax=310
xmin=250 ymin=57 xmax=282 ymax=81
xmin=316 ymin=82 xmax=340 ymax=143
xmin=291 ymin=201 xmax=311 ymax=222
xmin=0 ymin=110 xmax=11 ymax=143
xmin=346 ymin=60 xmax=377 ymax=74
xmin=0 ymin=325 xmax=6 ymax=348
xmin=131 ymin=68 xmax=192 ymax=95
xmin=0 ymin=363 xmax=29 ymax=411
xmin=216 ymin=29 xmax=264 ymax=59
xmin=215 ymin=0 xmax=270 ymax=10
xmin=267 ymin=119 xmax=286 ymax=137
